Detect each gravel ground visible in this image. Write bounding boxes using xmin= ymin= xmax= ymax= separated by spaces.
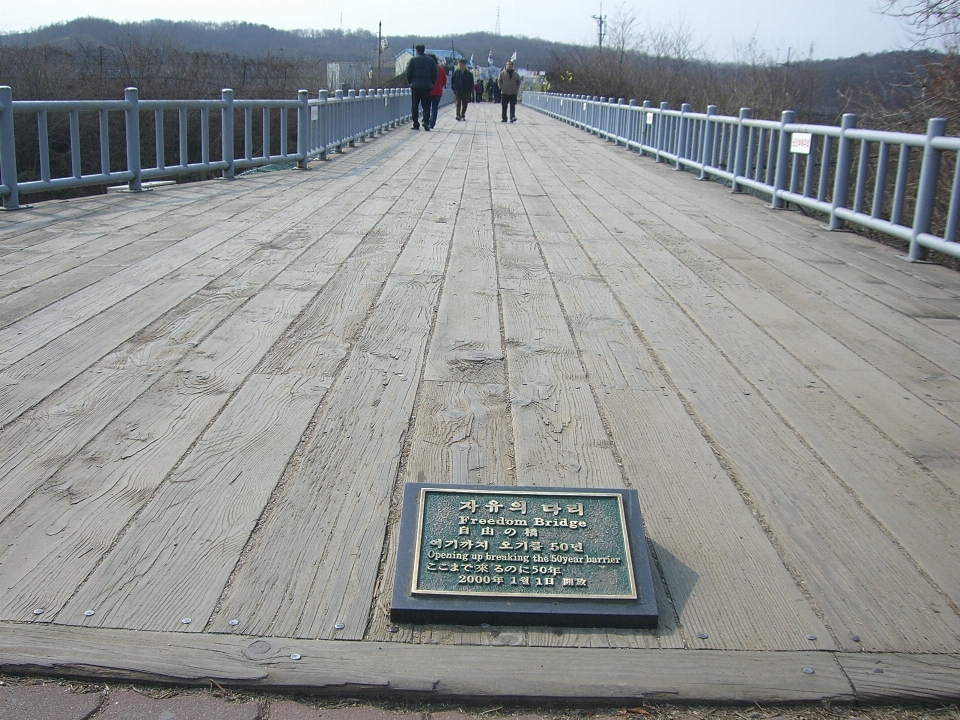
xmin=1 ymin=674 xmax=958 ymax=720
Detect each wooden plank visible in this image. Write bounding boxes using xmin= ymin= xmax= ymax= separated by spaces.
xmin=0 ymin=139 xmax=426 ymax=527
xmin=208 ymin=131 xmax=468 ymax=641
xmin=0 ymin=241 xmax=255 ymax=429
xmin=0 ymin=125 xmax=411 ymax=320
xmin=0 ymin=169 xmax=348 ymax=366
xmin=57 ymin=373 xmax=325 ymax=631
xmin=0 ymin=143 xmax=425 ymax=428
xmin=0 ymin=281 xmax=319 ymax=622
xmin=60 ymin=182 xmax=432 ymax=633
xmin=838 ymin=652 xmax=960 ymax=701
xmin=0 ymin=239 xmax=299 ymax=524
xmin=489 ymin=128 xmax=623 ymax=491
xmin=366 ymin=135 xmax=515 ymax=644
xmin=0 ymin=130 xmax=457 ymax=627
xmin=541 ymin=124 xmax=960 ymax=488
xmin=508 ymin=115 xmax=960 ymax=653
xmin=519 ymin=124 xmax=960 ymax=614
xmin=499 ymin=132 xmax=832 ymax=652
xmin=486 ymin=126 xmax=680 ymax=650
xmin=0 ymin=622 xmax=858 ymax=703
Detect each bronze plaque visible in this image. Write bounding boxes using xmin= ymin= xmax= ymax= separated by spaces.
xmin=412 ymin=487 xmax=637 ymax=599
xmin=391 ymin=483 xmax=659 ymax=629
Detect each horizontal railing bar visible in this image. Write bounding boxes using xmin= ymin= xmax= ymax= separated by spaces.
xmin=139 ymin=99 xmax=227 ymax=111
xmin=12 ymin=100 xmax=130 ymax=113
xmin=16 ymin=171 xmax=136 ymax=192
xmin=141 ymin=161 xmax=229 ymax=179
xmin=916 ymin=232 xmax=960 ymax=258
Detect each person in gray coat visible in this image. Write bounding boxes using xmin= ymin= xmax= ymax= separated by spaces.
xmin=498 ymin=61 xmax=521 ymax=123
xmin=406 ymin=44 xmax=438 ymax=131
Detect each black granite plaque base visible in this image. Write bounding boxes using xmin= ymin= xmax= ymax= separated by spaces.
xmin=390 ymin=483 xmax=659 ymax=629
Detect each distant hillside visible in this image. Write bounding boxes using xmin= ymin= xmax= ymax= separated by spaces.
xmin=800 ymin=50 xmax=942 ymax=115
xmin=0 ymin=17 xmax=943 ymax=122
xmin=0 ymin=17 xmax=564 ymax=70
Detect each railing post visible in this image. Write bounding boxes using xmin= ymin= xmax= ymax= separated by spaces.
xmin=732 ymin=107 xmax=751 ymax=193
xmin=221 ymin=89 xmax=235 ymax=178
xmin=655 ymin=102 xmax=669 ymax=162
xmin=347 ymin=89 xmax=357 ymax=147
xmin=829 ymin=113 xmax=857 ymax=230
xmin=700 ymin=105 xmax=717 ymax=180
xmin=640 ymin=100 xmax=651 ymax=150
xmin=910 ymin=116 xmax=948 ymax=260
xmin=616 ymin=98 xmax=626 ymax=145
xmin=296 ymin=89 xmax=309 ymax=169
xmin=628 ymin=99 xmax=637 ymax=148
xmin=676 ymin=103 xmax=691 ymax=170
xmin=124 ymin=87 xmax=142 ymax=192
xmin=0 ymin=86 xmax=20 ymax=210
xmin=357 ymin=89 xmax=366 ymax=142
xmin=318 ymin=90 xmax=329 ymax=160
xmin=335 ymin=89 xmax=345 ymax=153
xmin=772 ymin=109 xmax=795 ymax=208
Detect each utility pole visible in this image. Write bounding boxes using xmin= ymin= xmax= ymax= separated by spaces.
xmin=376 ymin=22 xmax=388 ymax=88
xmin=495 ymin=7 xmax=501 ymax=36
xmin=592 ymin=1 xmax=606 ymax=50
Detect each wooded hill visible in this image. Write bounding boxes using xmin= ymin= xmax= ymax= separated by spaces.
xmin=0 ymin=18 xmax=567 ymax=71
xmin=0 ymin=17 xmax=943 ymax=122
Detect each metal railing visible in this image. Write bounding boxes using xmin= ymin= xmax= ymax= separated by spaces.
xmin=0 ymin=85 xmax=413 ymax=208
xmin=525 ymin=93 xmax=960 ymax=262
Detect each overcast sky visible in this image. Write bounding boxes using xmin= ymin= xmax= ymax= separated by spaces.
xmin=0 ymin=0 xmax=923 ymax=61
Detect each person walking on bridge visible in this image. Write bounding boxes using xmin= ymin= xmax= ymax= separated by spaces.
xmin=406 ymin=44 xmax=437 ymax=131
xmin=427 ymin=54 xmax=447 ymax=129
xmin=498 ymin=60 xmax=521 ymax=123
xmin=450 ymin=59 xmax=474 ymax=121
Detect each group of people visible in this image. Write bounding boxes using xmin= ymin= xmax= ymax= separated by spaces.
xmin=405 ymin=44 xmax=521 ymax=130
xmin=472 ymin=79 xmax=499 ymax=104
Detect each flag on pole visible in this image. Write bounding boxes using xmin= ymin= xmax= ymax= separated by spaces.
xmin=487 ymin=50 xmax=493 ymax=65
xmin=469 ymin=53 xmax=474 ymax=65
xmin=510 ymin=50 xmax=517 ymax=62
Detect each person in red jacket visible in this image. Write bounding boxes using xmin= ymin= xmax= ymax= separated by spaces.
xmin=428 ymin=54 xmax=447 ymax=130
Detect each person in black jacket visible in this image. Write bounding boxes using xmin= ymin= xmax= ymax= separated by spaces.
xmin=450 ymin=59 xmax=474 ymax=121
xmin=405 ymin=44 xmax=437 ymax=131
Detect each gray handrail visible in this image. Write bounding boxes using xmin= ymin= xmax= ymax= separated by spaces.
xmin=525 ymin=92 xmax=960 ymax=261
xmin=0 ymin=85 xmax=413 ymax=209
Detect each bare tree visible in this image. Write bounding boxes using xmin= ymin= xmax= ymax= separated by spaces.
xmin=882 ymin=0 xmax=960 ymax=49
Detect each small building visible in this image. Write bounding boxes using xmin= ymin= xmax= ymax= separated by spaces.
xmin=394 ymin=48 xmax=465 ymax=77
xmin=326 ymin=62 xmax=371 ymax=91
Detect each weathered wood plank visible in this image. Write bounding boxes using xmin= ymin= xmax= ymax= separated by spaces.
xmin=510 ymin=115 xmax=960 ymax=653
xmin=0 ymin=152 xmax=420 ymax=529
xmin=547 ymin=124 xmax=960 ymax=491
xmin=366 ymin=136 xmax=514 ymax=644
xmin=0 ymin=135 xmax=427 ymax=428
xmin=498 ymin=131 xmax=832 ymax=652
xmin=59 ymin=164 xmax=443 ymax=632
xmin=0 ymin=622 xmax=858 ymax=703
xmin=487 ymin=126 xmax=680 ymax=650
xmin=838 ymin=652 xmax=960 ymax=701
xmin=522 ymin=121 xmax=960 ymax=616
xmin=0 ymin=282 xmax=318 ymax=622
xmin=0 ymin=130 xmax=455 ymax=628
xmin=209 ymin=131 xmax=469 ymax=640
xmin=490 ymin=127 xmax=623 ymax=491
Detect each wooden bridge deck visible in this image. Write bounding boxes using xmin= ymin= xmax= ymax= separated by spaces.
xmin=1 ymin=101 xmax=959 ymax=703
